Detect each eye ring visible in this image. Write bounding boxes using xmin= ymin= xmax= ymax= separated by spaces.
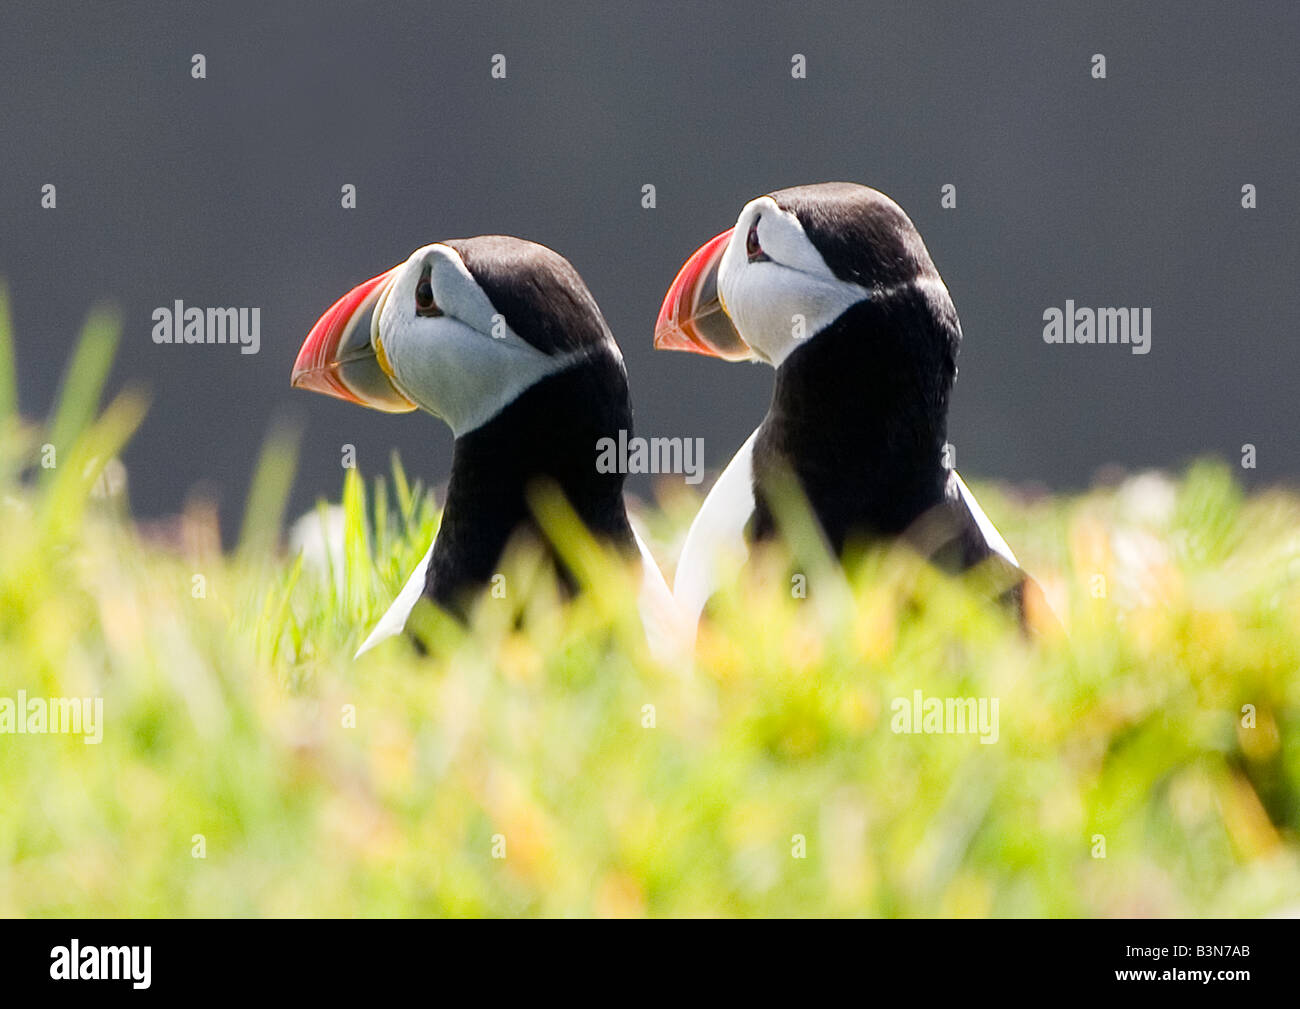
xmin=414 ymin=264 xmax=442 ymax=317
xmin=745 ymin=221 xmax=769 ymax=263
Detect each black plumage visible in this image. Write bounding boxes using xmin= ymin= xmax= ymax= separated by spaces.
xmin=415 ymin=236 xmax=637 ymax=614
xmin=423 ymin=353 xmax=636 ymax=615
xmin=748 ymin=184 xmax=1040 ymax=622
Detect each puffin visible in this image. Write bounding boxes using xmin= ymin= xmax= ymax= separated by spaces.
xmin=653 ymin=182 xmax=1048 ymax=633
xmin=292 ymin=236 xmax=681 ymax=658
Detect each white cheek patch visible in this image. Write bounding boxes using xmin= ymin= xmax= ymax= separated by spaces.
xmin=423 ymin=245 xmax=504 ymax=334
xmin=718 ymin=198 xmax=868 ymax=367
xmin=377 ymin=244 xmax=580 ymax=437
xmin=751 ymin=198 xmax=838 ymax=277
xmin=722 ymin=261 xmax=868 ymax=367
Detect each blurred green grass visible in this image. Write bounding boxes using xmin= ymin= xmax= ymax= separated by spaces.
xmin=2 ymin=295 xmax=1299 ymax=917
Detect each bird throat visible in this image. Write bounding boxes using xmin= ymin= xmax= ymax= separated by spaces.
xmin=748 ymin=297 xmax=954 ymax=554
xmin=421 ymin=356 xmax=636 ymax=616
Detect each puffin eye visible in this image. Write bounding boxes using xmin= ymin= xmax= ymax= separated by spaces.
xmin=745 ymin=221 xmax=769 ymax=263
xmin=414 ymin=265 xmax=441 ymax=317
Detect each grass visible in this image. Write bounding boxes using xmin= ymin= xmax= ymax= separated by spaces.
xmin=2 ymin=295 xmax=1299 ymax=918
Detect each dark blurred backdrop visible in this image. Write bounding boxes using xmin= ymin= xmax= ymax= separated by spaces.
xmin=3 ymin=1 xmax=1296 ymax=534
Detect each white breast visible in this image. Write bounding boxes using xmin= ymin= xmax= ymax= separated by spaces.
xmin=632 ymin=522 xmax=690 ymax=663
xmin=671 ymin=428 xmax=760 ymax=638
xmin=952 ymin=470 xmax=1019 ymax=568
xmin=354 ymin=536 xmax=437 ymax=658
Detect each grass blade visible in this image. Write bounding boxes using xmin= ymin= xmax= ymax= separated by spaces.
xmin=0 ymin=280 xmax=15 ymax=421
xmin=237 ymin=418 xmax=302 ymax=561
xmin=45 ymin=304 xmax=122 ymax=467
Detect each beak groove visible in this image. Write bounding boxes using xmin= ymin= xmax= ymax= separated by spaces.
xmin=291 ymin=267 xmax=416 ymax=413
xmin=653 ymin=228 xmax=753 ymax=361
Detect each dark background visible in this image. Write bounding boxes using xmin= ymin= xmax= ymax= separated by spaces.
xmin=3 ymin=1 xmax=1296 ymax=533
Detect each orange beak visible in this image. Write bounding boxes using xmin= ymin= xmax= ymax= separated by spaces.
xmin=653 ymin=228 xmax=753 ymax=361
xmin=291 ymin=266 xmax=416 ymax=412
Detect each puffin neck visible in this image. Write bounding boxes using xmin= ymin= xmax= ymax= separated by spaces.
xmin=751 ymin=292 xmax=957 ymax=548
xmin=423 ymin=351 xmax=635 ymax=612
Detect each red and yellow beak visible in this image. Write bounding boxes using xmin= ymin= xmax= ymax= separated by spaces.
xmin=291 ymin=266 xmax=416 ymax=412
xmin=653 ymin=228 xmax=753 ymax=361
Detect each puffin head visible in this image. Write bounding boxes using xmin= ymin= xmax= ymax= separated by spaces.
xmin=654 ymin=182 xmax=953 ymax=368
xmin=293 ymin=236 xmax=622 ymax=437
